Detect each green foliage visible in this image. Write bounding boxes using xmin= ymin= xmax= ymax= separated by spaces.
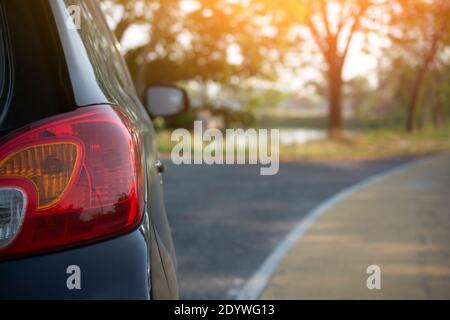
xmin=101 ymin=0 xmax=287 ymax=90
xmin=154 ymin=109 xmax=197 ymax=131
xmin=202 ymin=105 xmax=256 ymax=128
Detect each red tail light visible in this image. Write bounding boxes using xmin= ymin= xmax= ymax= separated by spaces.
xmin=0 ymin=105 xmax=144 ymax=259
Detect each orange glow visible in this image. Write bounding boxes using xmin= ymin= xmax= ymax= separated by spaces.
xmin=0 ymin=142 xmax=81 ymax=210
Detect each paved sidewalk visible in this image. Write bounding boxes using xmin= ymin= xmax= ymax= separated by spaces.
xmin=262 ymin=154 xmax=450 ymax=299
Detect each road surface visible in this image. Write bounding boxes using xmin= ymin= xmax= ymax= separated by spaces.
xmin=163 ymin=158 xmax=412 ymax=299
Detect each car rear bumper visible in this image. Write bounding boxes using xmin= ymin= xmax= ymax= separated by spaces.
xmin=0 ymin=229 xmax=150 ymax=300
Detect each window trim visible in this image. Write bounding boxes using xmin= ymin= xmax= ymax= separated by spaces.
xmin=0 ymin=1 xmax=15 ymax=127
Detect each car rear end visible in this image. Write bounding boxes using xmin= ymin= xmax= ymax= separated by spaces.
xmin=0 ymin=0 xmax=163 ymax=299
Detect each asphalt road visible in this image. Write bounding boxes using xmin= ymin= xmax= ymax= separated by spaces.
xmin=163 ymin=158 xmax=412 ymax=299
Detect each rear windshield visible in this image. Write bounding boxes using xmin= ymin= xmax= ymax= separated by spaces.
xmin=0 ymin=0 xmax=74 ymax=136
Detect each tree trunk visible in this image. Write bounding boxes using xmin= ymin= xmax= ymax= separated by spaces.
xmin=406 ymin=66 xmax=427 ymax=132
xmin=328 ymin=60 xmax=343 ymax=138
xmin=432 ymin=71 xmax=443 ymax=129
xmin=406 ymin=32 xmax=441 ymax=132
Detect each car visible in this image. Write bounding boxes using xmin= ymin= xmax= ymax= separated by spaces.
xmin=0 ymin=0 xmax=187 ymax=299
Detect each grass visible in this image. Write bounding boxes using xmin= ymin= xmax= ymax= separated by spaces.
xmin=157 ymin=120 xmax=450 ymax=162
xmin=279 ymin=125 xmax=450 ymax=161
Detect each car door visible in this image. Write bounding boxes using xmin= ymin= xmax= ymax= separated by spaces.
xmin=51 ymin=0 xmax=179 ymax=298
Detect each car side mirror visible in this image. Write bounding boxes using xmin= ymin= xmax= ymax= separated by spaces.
xmin=145 ymin=85 xmax=189 ymax=117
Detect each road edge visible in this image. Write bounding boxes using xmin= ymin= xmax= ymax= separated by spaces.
xmin=235 ymin=156 xmax=431 ymax=300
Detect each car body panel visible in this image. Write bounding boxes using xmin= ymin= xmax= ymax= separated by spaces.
xmin=0 ymin=0 xmax=178 ymax=299
xmin=0 ymin=229 xmax=150 ymax=300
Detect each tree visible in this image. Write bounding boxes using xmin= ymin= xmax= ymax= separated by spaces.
xmin=100 ymin=0 xmax=286 ymax=100
xmin=256 ymin=0 xmax=387 ymax=137
xmin=101 ymin=0 xmax=186 ymax=95
xmin=305 ymin=0 xmax=373 ymax=137
xmin=388 ymin=0 xmax=450 ymax=132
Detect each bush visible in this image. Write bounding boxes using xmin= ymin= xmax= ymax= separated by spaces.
xmin=203 ymin=106 xmax=256 ymax=128
xmin=154 ymin=109 xmax=197 ymax=131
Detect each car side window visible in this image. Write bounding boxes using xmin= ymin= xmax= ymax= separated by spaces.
xmin=63 ymin=0 xmax=137 ymax=104
xmin=0 ymin=3 xmax=9 ymax=123
xmin=0 ymin=0 xmax=75 ymax=134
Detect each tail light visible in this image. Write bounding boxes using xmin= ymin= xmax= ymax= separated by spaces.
xmin=0 ymin=105 xmax=144 ymax=260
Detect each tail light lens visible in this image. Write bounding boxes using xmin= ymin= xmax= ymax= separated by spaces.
xmin=0 ymin=188 xmax=26 ymax=248
xmin=0 ymin=106 xmax=144 ymax=259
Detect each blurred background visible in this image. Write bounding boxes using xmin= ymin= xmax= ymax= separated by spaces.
xmin=100 ymin=0 xmax=450 ymax=160
xmin=99 ymin=0 xmax=450 ymax=299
